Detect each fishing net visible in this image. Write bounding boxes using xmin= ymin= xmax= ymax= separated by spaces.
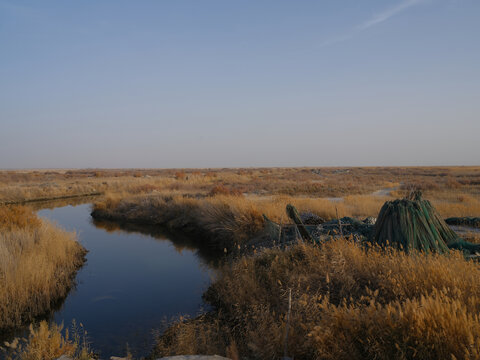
xmin=373 ymin=192 xmax=458 ymax=253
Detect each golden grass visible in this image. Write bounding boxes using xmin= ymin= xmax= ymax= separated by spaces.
xmin=2 ymin=321 xmax=93 ymax=360
xmin=154 ymin=239 xmax=480 ymax=359
xmin=2 ymin=167 xmax=479 ymax=211
xmin=432 ymin=194 xmax=480 ymax=218
xmin=0 ymin=206 xmax=86 ymax=331
xmin=0 ymin=206 xmax=41 ymax=231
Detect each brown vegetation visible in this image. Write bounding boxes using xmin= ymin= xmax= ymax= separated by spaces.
xmin=2 ymin=167 xmax=479 ymax=359
xmin=2 ymin=167 xmax=479 ymax=212
xmin=91 ymin=190 xmax=479 ymax=254
xmin=0 ymin=206 xmax=86 ymax=331
xmin=2 ymin=321 xmax=94 ymax=360
xmin=92 ymin=194 xmax=265 ymax=252
xmin=154 ymin=239 xmax=480 ymax=360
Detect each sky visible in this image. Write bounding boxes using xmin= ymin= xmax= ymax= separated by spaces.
xmin=0 ymin=0 xmax=479 ymax=168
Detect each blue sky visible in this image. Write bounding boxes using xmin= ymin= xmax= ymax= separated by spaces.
xmin=1 ymin=0 xmax=479 ymax=168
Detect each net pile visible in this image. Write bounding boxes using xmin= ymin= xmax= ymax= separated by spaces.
xmin=373 ymin=194 xmax=459 ymax=253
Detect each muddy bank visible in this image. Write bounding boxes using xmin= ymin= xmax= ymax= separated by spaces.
xmin=1 ymin=192 xmax=102 ymax=206
xmin=445 ymin=217 xmax=480 ymax=228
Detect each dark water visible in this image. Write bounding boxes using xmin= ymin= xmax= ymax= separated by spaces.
xmin=37 ymin=203 xmax=214 ymax=358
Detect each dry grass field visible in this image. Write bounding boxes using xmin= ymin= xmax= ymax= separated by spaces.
xmin=2 ymin=166 xmax=479 ymax=206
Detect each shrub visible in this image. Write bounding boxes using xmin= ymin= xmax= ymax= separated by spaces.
xmin=175 ymin=171 xmax=186 ymax=180
xmin=208 ymin=185 xmax=243 ymax=197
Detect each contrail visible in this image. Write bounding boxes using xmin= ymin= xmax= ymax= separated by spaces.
xmin=359 ymin=0 xmax=426 ymax=30
xmin=320 ymin=0 xmax=428 ymax=47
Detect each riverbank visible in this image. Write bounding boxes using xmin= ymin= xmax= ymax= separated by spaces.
xmin=90 ymin=189 xmax=480 ymax=255
xmin=0 ymin=206 xmax=86 ymax=333
xmin=89 ymin=191 xmax=400 ymax=252
xmin=91 ymin=194 xmax=268 ymax=253
xmin=0 ymin=192 xmax=102 ymax=206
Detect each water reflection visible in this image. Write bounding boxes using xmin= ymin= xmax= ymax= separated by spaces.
xmin=25 ymin=195 xmax=102 ymax=211
xmin=91 ymin=218 xmax=224 ymax=269
xmin=30 ymin=202 xmax=215 ymax=358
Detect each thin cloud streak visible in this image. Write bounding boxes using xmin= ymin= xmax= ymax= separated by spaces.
xmin=359 ymin=0 xmax=426 ymax=30
xmin=319 ymin=0 xmax=427 ymax=47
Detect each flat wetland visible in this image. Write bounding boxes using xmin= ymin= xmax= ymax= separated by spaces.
xmin=1 ymin=167 xmax=480 ymax=359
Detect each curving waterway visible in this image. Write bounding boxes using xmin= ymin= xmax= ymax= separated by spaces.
xmin=36 ymin=202 xmax=215 ymax=358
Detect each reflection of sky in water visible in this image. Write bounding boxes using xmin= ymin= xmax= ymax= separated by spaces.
xmin=38 ymin=204 xmax=213 ymax=358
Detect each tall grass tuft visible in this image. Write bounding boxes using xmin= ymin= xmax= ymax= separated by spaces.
xmin=0 ymin=206 xmax=86 ymax=331
xmin=2 ymin=321 xmax=94 ymax=360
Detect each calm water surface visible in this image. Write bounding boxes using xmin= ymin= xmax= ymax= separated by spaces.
xmin=37 ymin=203 xmax=214 ymax=358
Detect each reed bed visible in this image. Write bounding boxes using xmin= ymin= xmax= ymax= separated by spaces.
xmin=154 ymin=239 xmax=480 ymax=360
xmin=2 ymin=167 xmax=479 ymax=210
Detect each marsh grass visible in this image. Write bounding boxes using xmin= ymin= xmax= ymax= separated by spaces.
xmin=153 ymin=239 xmax=480 ymax=360
xmin=2 ymin=321 xmax=94 ymax=360
xmin=2 ymin=167 xmax=480 ymax=359
xmin=0 ymin=206 xmax=86 ymax=331
xmin=2 ymin=167 xmax=480 ymax=216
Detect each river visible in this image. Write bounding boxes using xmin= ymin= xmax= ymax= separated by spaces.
xmin=36 ymin=202 xmax=214 ymax=358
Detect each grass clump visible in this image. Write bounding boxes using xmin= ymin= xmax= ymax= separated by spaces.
xmin=2 ymin=321 xmax=94 ymax=360
xmin=0 ymin=206 xmax=86 ymax=331
xmin=153 ymin=239 xmax=480 ymax=360
xmin=0 ymin=206 xmax=41 ymax=231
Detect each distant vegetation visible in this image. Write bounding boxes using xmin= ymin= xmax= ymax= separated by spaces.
xmin=1 ymin=166 xmax=480 ymax=206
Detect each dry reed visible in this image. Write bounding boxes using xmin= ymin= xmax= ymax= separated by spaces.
xmin=0 ymin=206 xmax=86 ymax=331
xmin=2 ymin=321 xmax=94 ymax=360
xmin=154 ymin=239 xmax=480 ymax=359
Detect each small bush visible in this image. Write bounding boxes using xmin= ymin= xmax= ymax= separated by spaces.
xmin=208 ymin=185 xmax=243 ymax=197
xmin=175 ymin=171 xmax=186 ymax=180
